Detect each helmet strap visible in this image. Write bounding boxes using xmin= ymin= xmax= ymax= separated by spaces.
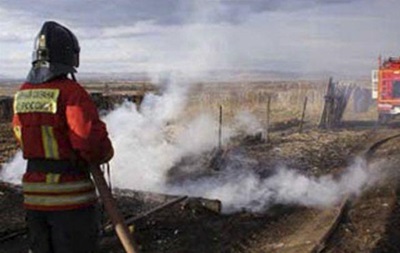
xmin=70 ymin=72 xmax=77 ymax=82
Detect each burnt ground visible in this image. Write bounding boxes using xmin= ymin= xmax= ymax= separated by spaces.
xmin=1 ymin=121 xmax=400 ymax=253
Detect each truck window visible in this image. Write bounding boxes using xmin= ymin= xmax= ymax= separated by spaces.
xmin=393 ymin=80 xmax=400 ymax=98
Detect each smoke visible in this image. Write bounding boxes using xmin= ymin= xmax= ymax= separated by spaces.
xmin=165 ymin=156 xmax=384 ymax=213
xmin=0 ymin=81 xmax=387 ymax=214
xmin=102 ymin=78 xmax=235 ymax=191
xmin=234 ymin=110 xmax=264 ymax=135
xmin=0 ymin=150 xmax=25 ymax=184
xmin=263 ymin=157 xmax=377 ymax=207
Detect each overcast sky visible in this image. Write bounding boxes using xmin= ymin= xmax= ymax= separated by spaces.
xmin=1 ymin=0 xmax=400 ymax=80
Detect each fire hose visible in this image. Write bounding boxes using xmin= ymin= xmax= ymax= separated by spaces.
xmin=90 ymin=165 xmax=140 ymax=253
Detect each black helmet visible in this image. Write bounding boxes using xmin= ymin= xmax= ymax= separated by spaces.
xmin=27 ymin=21 xmax=80 ymax=84
xmin=32 ymin=21 xmax=80 ymax=68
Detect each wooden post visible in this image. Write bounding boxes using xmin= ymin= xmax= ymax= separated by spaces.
xmin=218 ymin=105 xmax=222 ymax=149
xmin=265 ymin=95 xmax=271 ymax=142
xmin=327 ymin=80 xmax=336 ymax=128
xmin=319 ymin=77 xmax=334 ymax=129
xmin=299 ymin=96 xmax=308 ymax=133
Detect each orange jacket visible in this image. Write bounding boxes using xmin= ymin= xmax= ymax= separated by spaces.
xmin=12 ymin=77 xmax=114 ymax=210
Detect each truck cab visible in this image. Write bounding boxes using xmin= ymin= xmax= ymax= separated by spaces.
xmin=372 ymin=57 xmax=400 ymax=123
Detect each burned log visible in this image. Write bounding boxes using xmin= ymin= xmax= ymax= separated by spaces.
xmin=114 ymin=189 xmax=222 ymax=215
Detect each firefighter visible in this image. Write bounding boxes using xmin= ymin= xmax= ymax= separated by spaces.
xmin=12 ymin=21 xmax=114 ymax=253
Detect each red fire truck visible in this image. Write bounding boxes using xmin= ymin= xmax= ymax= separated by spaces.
xmin=372 ymin=56 xmax=400 ymax=123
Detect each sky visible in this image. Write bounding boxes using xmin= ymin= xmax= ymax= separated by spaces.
xmin=1 ymin=0 xmax=400 ymax=80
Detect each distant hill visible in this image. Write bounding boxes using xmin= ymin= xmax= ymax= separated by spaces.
xmin=0 ymin=69 xmax=367 ymax=85
xmin=0 ymin=78 xmax=19 ymax=84
xmin=0 ymin=77 xmax=24 ymax=84
xmin=0 ymin=74 xmax=9 ymax=81
xmin=78 ymin=70 xmax=336 ymax=83
xmin=78 ymin=72 xmax=150 ymax=82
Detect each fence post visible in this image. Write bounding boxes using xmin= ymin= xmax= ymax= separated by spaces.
xmin=218 ymin=105 xmax=222 ymax=149
xmin=265 ymin=96 xmax=271 ymax=142
xmin=319 ymin=77 xmax=334 ymax=129
xmin=299 ymin=96 xmax=308 ymax=133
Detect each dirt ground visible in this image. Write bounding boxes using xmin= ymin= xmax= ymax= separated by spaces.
xmin=1 ymin=118 xmax=400 ymax=253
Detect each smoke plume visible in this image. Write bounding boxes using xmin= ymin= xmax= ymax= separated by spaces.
xmin=165 ymin=153 xmax=383 ymax=213
xmin=0 ymin=81 xmax=385 ymax=214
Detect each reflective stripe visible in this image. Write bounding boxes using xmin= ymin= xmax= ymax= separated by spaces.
xmin=45 ymin=173 xmax=61 ymax=183
xmin=41 ymin=126 xmax=59 ymax=159
xmin=23 ymin=180 xmax=94 ymax=193
xmin=24 ymin=192 xmax=97 ymax=206
xmin=14 ymin=89 xmax=59 ymax=114
xmin=13 ymin=126 xmax=23 ymax=148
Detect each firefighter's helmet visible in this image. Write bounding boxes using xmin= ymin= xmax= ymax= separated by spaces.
xmin=32 ymin=21 xmax=80 ymax=68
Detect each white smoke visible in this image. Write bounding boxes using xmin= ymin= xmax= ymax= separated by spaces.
xmin=175 ymin=113 xmax=233 ymax=156
xmin=263 ymin=157 xmax=377 ymax=207
xmin=234 ymin=110 xmax=264 ymax=135
xmin=102 ymin=85 xmax=385 ymax=214
xmin=0 ymin=150 xmax=25 ymax=184
xmin=165 ymin=157 xmax=383 ymax=213
xmin=103 ymin=79 xmax=234 ymax=191
xmin=140 ymin=79 xmax=188 ymax=124
xmin=0 ymin=83 xmax=387 ymax=214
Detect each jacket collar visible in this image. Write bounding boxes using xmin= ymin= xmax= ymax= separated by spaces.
xmin=26 ymin=61 xmax=76 ymax=84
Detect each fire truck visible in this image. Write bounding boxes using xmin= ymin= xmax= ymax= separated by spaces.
xmin=372 ymin=56 xmax=400 ymax=123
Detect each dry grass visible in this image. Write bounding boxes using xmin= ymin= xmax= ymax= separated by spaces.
xmin=0 ymin=83 xmax=19 ymax=97
xmin=1 ymin=78 xmax=378 ymax=127
xmin=185 ymin=81 xmax=332 ymax=127
xmin=183 ymin=80 xmax=378 ymax=128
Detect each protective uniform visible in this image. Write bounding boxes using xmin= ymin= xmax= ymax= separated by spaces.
xmin=12 ymin=21 xmax=113 ymax=253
